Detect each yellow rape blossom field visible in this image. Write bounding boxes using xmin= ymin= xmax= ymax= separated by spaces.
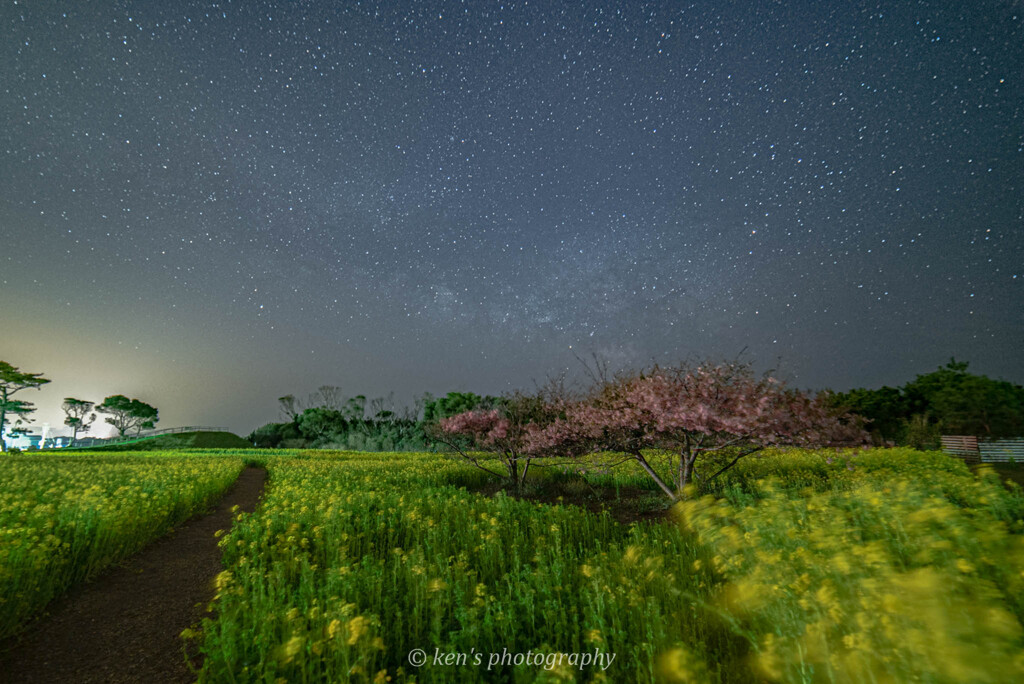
xmin=3 ymin=447 xmax=1023 ymax=683
xmin=0 ymin=452 xmax=243 ymax=638
xmin=191 ymin=448 xmax=1024 ymax=683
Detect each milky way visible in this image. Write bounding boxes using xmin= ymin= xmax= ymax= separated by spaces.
xmin=2 ymin=1 xmax=1021 ymax=434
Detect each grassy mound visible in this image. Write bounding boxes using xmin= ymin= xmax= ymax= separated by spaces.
xmin=74 ymin=431 xmax=251 ymax=451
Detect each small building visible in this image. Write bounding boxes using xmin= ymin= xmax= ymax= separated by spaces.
xmin=7 ymin=432 xmax=43 ymax=450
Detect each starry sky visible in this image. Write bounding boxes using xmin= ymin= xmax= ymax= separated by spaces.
xmin=2 ymin=0 xmax=1022 ymax=438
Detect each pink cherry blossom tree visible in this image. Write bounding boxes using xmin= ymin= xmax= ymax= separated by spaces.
xmin=526 ymin=362 xmax=866 ymax=500
xmin=435 ymin=390 xmax=560 ymax=491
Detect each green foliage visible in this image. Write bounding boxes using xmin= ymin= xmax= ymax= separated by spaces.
xmin=320 ymin=420 xmax=430 ymax=452
xmin=829 ymin=358 xmax=1024 ymax=443
xmin=253 ymin=388 xmax=548 ymax=453
xmin=250 ymin=413 xmax=434 ymax=452
xmin=297 ymin=407 xmax=348 ymax=441
xmin=902 ymin=413 xmax=941 ymax=450
xmin=248 ymin=422 xmax=300 ymax=448
xmin=0 ymin=361 xmax=50 ymax=452
xmin=1 ymin=401 xmax=36 ymax=432
xmin=826 ymin=385 xmax=906 ymax=443
xmin=341 ymin=395 xmax=367 ymax=421
xmin=422 ymin=392 xmax=499 ymax=423
xmin=904 ymin=360 xmax=1024 ymax=437
xmin=97 ymin=395 xmax=159 ymax=437
xmin=251 ymin=389 xmax=502 ymax=452
xmin=61 ymin=397 xmax=96 ymax=445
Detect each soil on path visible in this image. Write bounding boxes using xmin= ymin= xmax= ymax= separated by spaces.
xmin=0 ymin=466 xmax=266 ymax=684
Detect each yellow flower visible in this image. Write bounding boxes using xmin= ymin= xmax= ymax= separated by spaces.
xmin=212 ymin=570 xmax=233 ymax=592
xmin=752 ymin=635 xmax=783 ymax=681
xmin=280 ymin=635 xmax=304 ymax=663
xmin=955 ymin=558 xmax=975 ymax=574
xmin=327 ymin=619 xmax=341 ymax=639
xmin=656 ymin=645 xmax=710 ymax=683
xmin=347 ymin=616 xmax=369 ymax=645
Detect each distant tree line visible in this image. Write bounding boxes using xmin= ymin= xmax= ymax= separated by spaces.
xmin=0 ymin=360 xmax=159 ymax=451
xmin=825 ymin=359 xmax=1024 ymax=449
xmin=246 ymin=386 xmax=501 ymax=451
xmin=250 ymin=360 xmax=1024 ymax=455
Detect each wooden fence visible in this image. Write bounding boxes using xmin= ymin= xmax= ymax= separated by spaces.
xmin=942 ymin=435 xmax=1024 ymax=464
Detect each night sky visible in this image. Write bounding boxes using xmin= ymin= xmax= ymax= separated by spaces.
xmin=2 ymin=1 xmax=1022 ymax=437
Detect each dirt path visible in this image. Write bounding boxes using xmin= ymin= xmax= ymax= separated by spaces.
xmin=0 ymin=466 xmax=266 ymax=684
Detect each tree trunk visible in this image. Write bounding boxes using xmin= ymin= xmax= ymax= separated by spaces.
xmin=507 ymin=455 xmax=519 ymax=492
xmin=0 ymin=387 xmax=7 ymax=452
xmin=519 ymin=457 xmax=531 ymax=490
xmin=633 ymin=451 xmax=678 ymax=500
xmin=680 ymin=451 xmax=697 ymax=491
xmin=676 ymin=436 xmax=690 ymax=490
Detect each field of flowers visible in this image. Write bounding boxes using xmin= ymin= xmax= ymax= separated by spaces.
xmin=194 ymin=452 xmax=715 ymax=683
xmin=675 ymin=449 xmax=1024 ymax=683
xmin=0 ymin=452 xmax=244 ymax=638
xmin=194 ymin=447 xmax=1024 ymax=683
xmin=3 ymin=447 xmax=1020 ymax=682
